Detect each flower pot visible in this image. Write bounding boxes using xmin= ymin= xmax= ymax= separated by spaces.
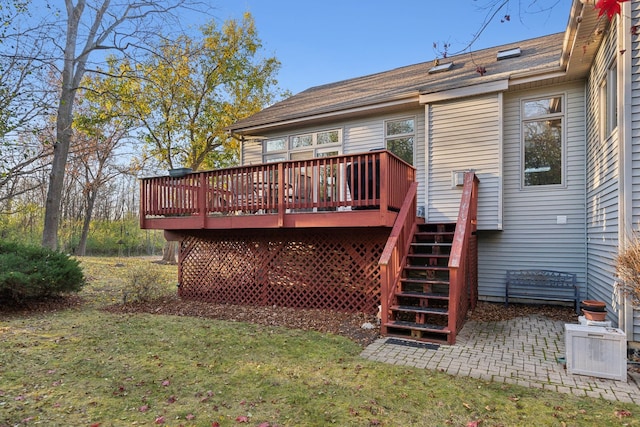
xmin=582 ymin=309 xmax=607 ymax=321
xmin=581 ymin=300 xmax=606 ymax=312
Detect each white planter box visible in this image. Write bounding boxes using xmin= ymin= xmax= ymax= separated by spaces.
xmin=565 ymin=324 xmax=627 ymax=382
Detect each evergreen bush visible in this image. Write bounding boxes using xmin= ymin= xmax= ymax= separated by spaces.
xmin=0 ymin=241 xmax=85 ymax=303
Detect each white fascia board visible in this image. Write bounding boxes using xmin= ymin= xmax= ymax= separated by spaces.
xmin=508 ymin=69 xmax=567 ymax=86
xmin=233 ymin=95 xmax=419 ymax=135
xmin=419 ymin=80 xmax=509 ymax=104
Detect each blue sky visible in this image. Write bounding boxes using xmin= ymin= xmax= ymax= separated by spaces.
xmin=210 ymin=0 xmax=573 ymax=95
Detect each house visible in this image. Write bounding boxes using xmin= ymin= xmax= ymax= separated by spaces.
xmin=140 ymin=0 xmax=639 ymax=346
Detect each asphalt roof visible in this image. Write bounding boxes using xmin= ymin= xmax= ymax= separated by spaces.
xmin=229 ymin=32 xmax=565 ymax=133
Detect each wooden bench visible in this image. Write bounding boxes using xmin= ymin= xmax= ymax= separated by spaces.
xmin=505 ymin=270 xmax=579 ymax=314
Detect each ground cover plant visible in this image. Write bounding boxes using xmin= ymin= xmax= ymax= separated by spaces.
xmin=0 ymin=257 xmax=638 ymax=426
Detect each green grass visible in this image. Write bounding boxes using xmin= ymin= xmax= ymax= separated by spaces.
xmin=0 ymin=257 xmax=638 ymax=426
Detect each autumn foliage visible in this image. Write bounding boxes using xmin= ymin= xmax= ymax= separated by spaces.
xmin=595 ymin=0 xmax=629 ymax=20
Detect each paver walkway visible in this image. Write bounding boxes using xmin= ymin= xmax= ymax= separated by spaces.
xmin=360 ymin=315 xmax=640 ymax=404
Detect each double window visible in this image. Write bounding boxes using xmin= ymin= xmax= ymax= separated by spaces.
xmin=521 ymin=96 xmax=564 ymax=187
xmin=263 ymin=129 xmax=342 ymax=162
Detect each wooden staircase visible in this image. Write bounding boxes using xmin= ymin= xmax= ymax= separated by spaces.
xmin=384 ymin=223 xmax=456 ymax=344
xmin=379 ymin=171 xmax=479 ymax=345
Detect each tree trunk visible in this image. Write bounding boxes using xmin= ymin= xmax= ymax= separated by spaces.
xmin=76 ymin=189 xmax=96 ymax=256
xmin=42 ymin=0 xmax=84 ymax=249
xmin=162 ymin=240 xmax=178 ymax=264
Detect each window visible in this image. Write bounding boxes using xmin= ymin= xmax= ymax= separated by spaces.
xmin=263 ymin=129 xmax=342 ymax=162
xmin=601 ymin=61 xmax=618 ymax=139
xmin=522 ymin=96 xmax=563 ymax=187
xmin=385 ymin=117 xmax=415 ymax=165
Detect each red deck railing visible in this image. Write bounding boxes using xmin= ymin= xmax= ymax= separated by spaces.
xmin=448 ymin=172 xmax=479 ymax=341
xmin=378 ymin=182 xmax=418 ymax=331
xmin=140 ymin=151 xmax=415 ymax=229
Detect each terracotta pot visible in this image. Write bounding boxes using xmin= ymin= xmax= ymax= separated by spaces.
xmin=582 ymin=309 xmax=607 ymax=321
xmin=581 ymin=300 xmax=606 ymax=312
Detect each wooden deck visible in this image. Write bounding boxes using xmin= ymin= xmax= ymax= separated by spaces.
xmin=140 ymin=151 xmax=415 ymax=230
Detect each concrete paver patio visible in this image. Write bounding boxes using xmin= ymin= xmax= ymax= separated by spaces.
xmin=361 ymin=315 xmax=640 ymax=404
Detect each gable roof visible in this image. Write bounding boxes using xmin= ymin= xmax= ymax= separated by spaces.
xmin=229 ymin=32 xmax=567 ymax=135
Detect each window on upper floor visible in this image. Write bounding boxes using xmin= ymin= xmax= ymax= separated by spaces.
xmin=263 ymin=129 xmax=342 ymax=162
xmin=385 ymin=117 xmax=415 ymax=165
xmin=600 ymin=60 xmax=618 ymax=140
xmin=521 ymin=95 xmax=564 ymax=187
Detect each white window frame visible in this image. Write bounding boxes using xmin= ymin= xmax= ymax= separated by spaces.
xmin=600 ymin=59 xmax=618 ymax=140
xmin=263 ymin=129 xmax=342 ymax=162
xmin=384 ymin=116 xmax=416 ymax=165
xmin=520 ymin=94 xmax=565 ymax=189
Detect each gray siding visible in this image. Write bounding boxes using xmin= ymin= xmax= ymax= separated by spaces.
xmin=631 ymin=0 xmax=640 ymax=341
xmin=478 ymin=83 xmax=587 ymax=300
xmin=426 ymin=94 xmax=502 ymax=230
xmin=586 ymin=18 xmax=620 ymax=326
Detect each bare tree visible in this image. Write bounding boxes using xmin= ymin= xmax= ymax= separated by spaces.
xmin=70 ymin=110 xmax=136 ymax=256
xmin=36 ymin=0 xmax=195 ymax=250
xmin=0 ymin=3 xmax=55 ymax=202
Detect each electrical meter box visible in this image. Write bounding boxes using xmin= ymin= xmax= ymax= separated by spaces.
xmin=565 ymin=324 xmax=627 ymax=382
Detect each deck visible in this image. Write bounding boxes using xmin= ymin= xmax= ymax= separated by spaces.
xmin=140 ymin=151 xmax=415 ymax=230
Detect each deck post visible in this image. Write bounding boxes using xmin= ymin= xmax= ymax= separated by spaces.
xmin=278 ymin=162 xmax=285 ymax=227
xmin=199 ymin=173 xmax=207 ymax=229
xmin=379 ymin=151 xmax=389 ymax=221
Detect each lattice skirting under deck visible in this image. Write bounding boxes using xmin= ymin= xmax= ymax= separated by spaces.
xmin=176 ymin=228 xmax=389 ymax=314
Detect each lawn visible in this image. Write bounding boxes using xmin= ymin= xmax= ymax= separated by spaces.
xmin=0 ymin=257 xmax=638 ymax=426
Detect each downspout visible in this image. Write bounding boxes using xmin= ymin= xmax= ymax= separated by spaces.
xmin=618 ymin=2 xmax=635 ymax=341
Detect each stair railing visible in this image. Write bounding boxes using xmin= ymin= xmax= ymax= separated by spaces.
xmin=379 ymin=182 xmax=418 ymax=334
xmin=448 ymin=172 xmax=479 ymax=343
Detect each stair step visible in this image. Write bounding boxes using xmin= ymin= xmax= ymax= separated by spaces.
xmin=400 ymin=278 xmax=450 ymax=286
xmin=391 ymin=305 xmax=448 ymax=315
xmin=385 ymin=320 xmax=451 ymax=334
xmin=414 ymin=232 xmax=455 ymax=238
xmin=404 ymin=266 xmax=449 ymax=272
xmin=411 ymin=242 xmax=452 ymax=247
xmin=407 ymin=254 xmax=449 ymax=259
xmin=396 ymin=291 xmax=449 ymax=300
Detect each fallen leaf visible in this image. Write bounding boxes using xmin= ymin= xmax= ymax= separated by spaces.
xmin=463 ymin=402 xmax=472 ymax=410
xmin=212 ymin=423 xmax=220 ymax=427
xmin=155 ymin=416 xmax=165 ymax=424
xmin=139 ymin=405 xmax=149 ymax=412
xmin=466 ymin=421 xmax=481 ymax=427
xmin=186 ymin=414 xmax=195 ymax=420
xmin=235 ymin=415 xmax=249 ymax=423
xmin=167 ymin=395 xmax=177 ymax=404
xmin=162 ymin=380 xmax=170 ymax=387
xmin=615 ymin=409 xmax=632 ymax=418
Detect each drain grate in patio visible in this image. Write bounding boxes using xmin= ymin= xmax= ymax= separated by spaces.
xmin=386 ymin=338 xmax=440 ymax=351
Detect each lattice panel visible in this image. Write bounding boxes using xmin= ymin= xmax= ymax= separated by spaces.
xmin=177 ymin=228 xmax=388 ymax=314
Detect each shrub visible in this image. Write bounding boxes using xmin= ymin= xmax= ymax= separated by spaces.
xmin=0 ymin=241 xmax=85 ymax=303
xmin=123 ymin=264 xmax=167 ymax=303
xmin=615 ymin=236 xmax=640 ymax=306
